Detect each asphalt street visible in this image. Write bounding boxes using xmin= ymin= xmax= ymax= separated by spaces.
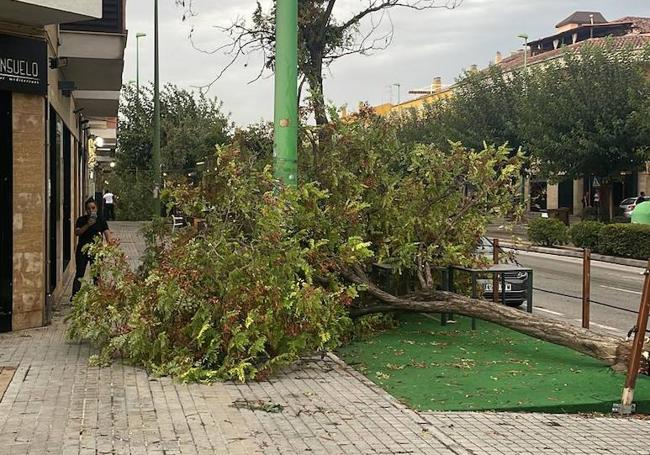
xmin=511 ymin=250 xmax=646 ymax=337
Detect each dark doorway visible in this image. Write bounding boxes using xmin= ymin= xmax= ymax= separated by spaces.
xmin=63 ymin=127 xmax=71 ymax=270
xmin=48 ymin=106 xmax=61 ymax=293
xmin=612 ymin=173 xmax=639 ymax=206
xmin=0 ymin=91 xmax=12 ymax=332
xmin=530 ymin=180 xmax=548 ymax=212
xmin=558 ymin=179 xmax=574 ymax=212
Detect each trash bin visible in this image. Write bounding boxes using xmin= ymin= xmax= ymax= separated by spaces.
xmin=547 ymin=207 xmax=570 ymax=226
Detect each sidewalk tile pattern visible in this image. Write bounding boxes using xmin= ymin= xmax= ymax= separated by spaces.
xmin=0 ymin=222 xmax=649 ymax=454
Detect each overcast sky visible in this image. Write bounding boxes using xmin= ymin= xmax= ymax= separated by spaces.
xmin=124 ymin=0 xmax=649 ymax=126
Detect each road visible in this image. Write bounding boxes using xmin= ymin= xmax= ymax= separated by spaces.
xmin=511 ymin=250 xmax=645 ymax=337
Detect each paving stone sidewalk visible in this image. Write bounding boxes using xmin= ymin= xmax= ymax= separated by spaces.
xmin=1 ymin=222 xmax=650 ymax=455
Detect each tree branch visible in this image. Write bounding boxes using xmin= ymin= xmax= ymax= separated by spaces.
xmin=340 ymin=0 xmax=460 ymax=31
xmin=345 ymin=270 xmax=631 ymax=370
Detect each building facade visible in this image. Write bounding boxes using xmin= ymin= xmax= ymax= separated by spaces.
xmin=0 ymin=0 xmax=126 ymax=332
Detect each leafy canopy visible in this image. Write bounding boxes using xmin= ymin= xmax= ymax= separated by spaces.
xmin=397 ymin=66 xmax=526 ymax=154
xmin=117 ymin=82 xmax=231 ymax=172
xmin=520 ymin=43 xmax=650 ymax=181
xmin=68 ymin=112 xmax=522 ymax=381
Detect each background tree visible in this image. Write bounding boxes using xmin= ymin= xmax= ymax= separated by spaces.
xmin=117 ymin=82 xmax=231 ymax=172
xmin=112 ymin=83 xmax=231 ymax=220
xmin=519 ymin=43 xmax=650 ymax=218
xmin=178 ymin=0 xmax=460 ymax=126
xmin=396 ymin=66 xmax=526 ymax=152
xmin=440 ymin=66 xmax=526 ymax=152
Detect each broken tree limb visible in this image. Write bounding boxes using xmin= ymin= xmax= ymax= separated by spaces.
xmin=344 ymin=270 xmax=633 ymax=370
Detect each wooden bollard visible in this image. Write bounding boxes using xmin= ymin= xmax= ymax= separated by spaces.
xmin=582 ymin=248 xmax=591 ymax=329
xmin=493 ymin=238 xmax=499 ymax=304
xmin=619 ymin=260 xmax=650 ymax=414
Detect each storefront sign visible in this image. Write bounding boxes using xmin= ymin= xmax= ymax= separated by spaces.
xmin=0 ymin=35 xmax=47 ymax=95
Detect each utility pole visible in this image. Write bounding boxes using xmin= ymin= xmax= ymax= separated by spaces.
xmin=152 ymin=0 xmax=161 ymax=215
xmin=136 ymin=32 xmax=146 ymax=101
xmin=273 ymin=0 xmax=298 ymax=187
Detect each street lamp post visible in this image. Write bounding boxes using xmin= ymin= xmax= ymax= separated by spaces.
xmin=518 ymin=33 xmax=529 ymax=210
xmin=136 ymin=33 xmax=146 ymax=100
xmin=152 ymin=0 xmax=161 ymax=215
xmin=392 ymin=83 xmax=401 ymax=105
xmin=518 ymin=34 xmax=529 ymax=85
xmin=273 ymin=0 xmax=298 ymax=187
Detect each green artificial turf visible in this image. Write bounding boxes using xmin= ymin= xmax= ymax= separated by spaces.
xmin=338 ymin=313 xmax=650 ymax=413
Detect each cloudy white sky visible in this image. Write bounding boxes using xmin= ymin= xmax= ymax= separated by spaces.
xmin=124 ymin=0 xmax=649 ymax=126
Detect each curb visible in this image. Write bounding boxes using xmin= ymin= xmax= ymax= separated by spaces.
xmin=495 ymin=239 xmax=647 ymax=268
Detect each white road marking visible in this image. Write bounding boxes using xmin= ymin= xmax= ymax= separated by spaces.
xmin=573 ymin=319 xmax=623 ymax=334
xmin=535 ymin=307 xmax=564 ymax=316
xmin=512 ymin=249 xmax=645 ymax=274
xmin=599 ymin=285 xmax=642 ymax=295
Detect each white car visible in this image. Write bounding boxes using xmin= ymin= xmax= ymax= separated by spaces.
xmin=621 ymin=196 xmax=650 ymax=218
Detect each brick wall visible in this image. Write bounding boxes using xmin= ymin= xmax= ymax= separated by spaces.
xmin=12 ymin=93 xmax=46 ymax=330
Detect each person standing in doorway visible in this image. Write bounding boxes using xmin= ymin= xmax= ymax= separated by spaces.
xmin=593 ymin=190 xmax=600 ymax=209
xmin=71 ymin=198 xmax=117 ymax=299
xmin=103 ymin=190 xmax=115 ymax=220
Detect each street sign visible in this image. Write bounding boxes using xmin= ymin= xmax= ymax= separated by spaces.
xmin=592 ymin=177 xmax=601 ymax=188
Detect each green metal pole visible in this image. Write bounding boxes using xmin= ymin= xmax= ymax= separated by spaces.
xmin=273 ymin=0 xmax=298 ymax=187
xmin=152 ymin=0 xmax=161 ymax=215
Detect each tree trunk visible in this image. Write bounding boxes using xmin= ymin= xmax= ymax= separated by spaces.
xmin=346 ymin=271 xmax=634 ymax=371
xmin=598 ymin=183 xmax=614 ymax=221
xmin=608 ymin=183 xmax=614 ymax=221
xmin=304 ymin=61 xmax=328 ymax=126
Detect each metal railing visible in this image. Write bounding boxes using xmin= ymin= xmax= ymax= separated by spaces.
xmin=486 ymin=237 xmax=642 ymax=320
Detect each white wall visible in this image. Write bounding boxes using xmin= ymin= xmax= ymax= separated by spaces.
xmin=17 ymin=0 xmax=102 ymax=18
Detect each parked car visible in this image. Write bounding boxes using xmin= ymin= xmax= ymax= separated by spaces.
xmin=621 ymin=196 xmax=650 ymax=218
xmin=475 ymin=237 xmax=529 ymax=307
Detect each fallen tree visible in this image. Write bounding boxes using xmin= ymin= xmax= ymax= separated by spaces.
xmin=344 ymin=268 xmax=632 ymax=370
xmin=68 ymin=112 xmax=639 ymax=381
